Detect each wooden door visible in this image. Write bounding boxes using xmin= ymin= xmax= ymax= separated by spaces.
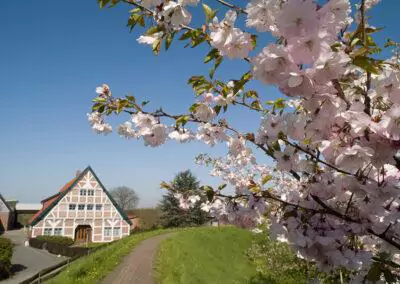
xmin=75 ymin=225 xmax=92 ymax=243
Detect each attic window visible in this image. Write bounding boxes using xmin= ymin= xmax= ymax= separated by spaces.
xmin=80 ymin=189 xmax=87 ymax=196
xmin=88 ymin=190 xmax=95 ymax=196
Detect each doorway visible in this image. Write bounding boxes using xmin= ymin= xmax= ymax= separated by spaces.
xmin=74 ymin=225 xmax=92 ymax=243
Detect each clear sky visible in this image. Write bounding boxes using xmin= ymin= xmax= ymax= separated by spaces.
xmin=0 ymin=0 xmax=398 ymax=207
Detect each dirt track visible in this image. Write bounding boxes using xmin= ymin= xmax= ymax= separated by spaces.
xmin=100 ymin=233 xmax=176 ymax=284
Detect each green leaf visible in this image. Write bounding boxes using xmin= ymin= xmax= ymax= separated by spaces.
xmin=353 ymin=56 xmax=381 ymax=74
xmin=126 ymin=95 xmax=136 ymax=103
xmin=274 ymin=98 xmax=286 ymax=109
xmin=165 ymin=32 xmax=175 ymax=50
xmin=213 ymin=105 xmax=222 ymax=115
xmin=204 ymin=48 xmax=219 ymax=63
xmin=93 ymin=97 xmax=107 ymax=103
xmin=351 ymin=38 xmax=361 ymax=47
xmin=137 ymin=15 xmax=145 ymax=27
xmin=251 ymin=100 xmax=262 ymax=110
xmin=218 ymin=184 xmax=227 ymax=191
xmin=146 ymin=25 xmax=164 ymax=35
xmin=179 ymin=30 xmax=193 ymax=41
xmin=98 ymin=0 xmax=110 ymax=8
xmin=189 ymin=103 xmax=200 ymax=113
xmin=250 ymin=35 xmax=257 ymax=48
xmin=261 ymin=175 xmax=272 ymax=185
xmin=92 ymin=103 xmax=103 ymax=111
xmin=141 ymin=100 xmax=150 ymax=107
xmin=367 ymin=263 xmax=382 ymax=282
xmin=152 ymin=38 xmax=162 ymax=55
xmin=176 ymin=115 xmax=190 ymax=126
xmin=210 ymin=56 xmax=223 ymax=78
xmin=202 ymin=3 xmax=216 ymax=23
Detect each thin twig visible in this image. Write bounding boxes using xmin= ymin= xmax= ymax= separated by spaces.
xmin=216 ymin=0 xmax=247 ymax=14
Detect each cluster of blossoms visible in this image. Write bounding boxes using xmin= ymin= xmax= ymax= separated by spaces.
xmin=91 ymin=0 xmax=400 ymax=280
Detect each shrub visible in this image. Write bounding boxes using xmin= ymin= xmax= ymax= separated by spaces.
xmin=246 ymin=230 xmax=351 ymax=284
xmin=0 ymin=237 xmax=13 ymax=280
xmin=29 ymin=238 xmax=89 ymax=258
xmin=36 ymin=235 xmax=74 ymax=246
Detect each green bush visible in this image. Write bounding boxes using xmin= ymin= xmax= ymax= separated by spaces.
xmin=36 ymin=235 xmax=74 ymax=246
xmin=0 ymin=237 xmax=13 ymax=280
xmin=246 ymin=231 xmax=350 ymax=283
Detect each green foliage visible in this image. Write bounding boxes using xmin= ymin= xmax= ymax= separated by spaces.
xmin=159 ymin=170 xmax=209 ymax=228
xmin=48 ymin=229 xmax=177 ymax=284
xmin=126 ymin=208 xmax=162 ymax=230
xmin=246 ymin=231 xmax=351 ymax=284
xmin=156 ymin=227 xmax=257 ymax=284
xmin=36 ymin=235 xmax=75 ymax=246
xmin=0 ymin=237 xmax=13 ymax=280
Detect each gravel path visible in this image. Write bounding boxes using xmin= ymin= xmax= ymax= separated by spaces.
xmin=100 ymin=233 xmax=176 ymax=284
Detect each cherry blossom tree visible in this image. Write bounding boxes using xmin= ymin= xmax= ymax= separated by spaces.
xmin=89 ymin=0 xmax=400 ymax=281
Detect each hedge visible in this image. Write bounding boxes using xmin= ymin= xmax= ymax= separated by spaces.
xmin=36 ymin=236 xmax=74 ymax=246
xmin=29 ymin=238 xmax=90 ymax=258
xmin=0 ymin=237 xmax=13 ymax=280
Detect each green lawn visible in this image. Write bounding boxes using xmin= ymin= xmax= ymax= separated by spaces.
xmin=155 ymin=226 xmax=258 ymax=284
xmin=48 ymin=228 xmax=177 ymax=284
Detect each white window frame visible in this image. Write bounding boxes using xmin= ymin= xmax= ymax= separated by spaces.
xmin=87 ymin=204 xmax=94 ymax=210
xmin=54 ymin=228 xmax=62 ymax=236
xmin=113 ymin=227 xmax=121 ymax=236
xmin=69 ymin=204 xmax=76 ymax=210
xmin=104 ymin=227 xmax=112 ymax=237
xmin=88 ymin=190 xmax=95 ymax=196
xmin=95 ymin=204 xmax=102 ymax=211
xmin=78 ymin=204 xmax=85 ymax=210
xmin=43 ymin=228 xmax=53 ymax=236
xmin=80 ymin=189 xmax=87 ymax=196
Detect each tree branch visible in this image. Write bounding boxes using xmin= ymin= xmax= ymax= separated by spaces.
xmin=216 ymin=0 xmax=247 ymax=14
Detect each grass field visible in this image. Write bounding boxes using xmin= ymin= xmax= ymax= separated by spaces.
xmin=48 ymin=228 xmax=176 ymax=284
xmin=155 ymin=226 xmax=258 ymax=284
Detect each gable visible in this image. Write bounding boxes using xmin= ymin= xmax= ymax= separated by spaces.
xmin=29 ymin=166 xmax=132 ymax=226
xmin=0 ymin=195 xmax=10 ymax=213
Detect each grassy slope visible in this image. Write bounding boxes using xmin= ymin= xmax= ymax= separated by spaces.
xmin=48 ymin=229 xmax=175 ymax=284
xmin=155 ymin=227 xmax=257 ymax=284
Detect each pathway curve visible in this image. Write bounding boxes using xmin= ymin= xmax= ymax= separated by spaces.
xmin=2 ymin=229 xmax=68 ymax=284
xmin=100 ymin=233 xmax=176 ymax=284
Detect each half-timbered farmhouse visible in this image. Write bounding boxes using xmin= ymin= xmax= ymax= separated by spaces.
xmin=28 ymin=166 xmax=131 ymax=243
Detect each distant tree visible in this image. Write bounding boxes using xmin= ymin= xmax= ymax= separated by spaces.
xmin=159 ymin=170 xmax=208 ymax=228
xmin=110 ymin=186 xmax=139 ymax=211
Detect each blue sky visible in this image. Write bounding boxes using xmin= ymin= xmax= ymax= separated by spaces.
xmin=0 ymin=0 xmax=398 ymax=207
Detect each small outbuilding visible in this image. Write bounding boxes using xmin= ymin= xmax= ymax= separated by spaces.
xmin=0 ymin=194 xmax=14 ymax=232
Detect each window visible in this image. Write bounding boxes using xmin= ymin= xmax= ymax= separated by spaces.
xmin=104 ymin=227 xmax=112 ymax=237
xmin=113 ymin=227 xmax=121 ymax=236
xmin=88 ymin=190 xmax=95 ymax=196
xmin=87 ymin=204 xmax=94 ymax=210
xmin=43 ymin=228 xmax=52 ymax=236
xmin=80 ymin=189 xmax=87 ymax=196
xmin=69 ymin=204 xmax=76 ymax=210
xmin=54 ymin=228 xmax=62 ymax=236
xmin=95 ymin=204 xmax=102 ymax=211
xmin=78 ymin=204 xmax=85 ymax=210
